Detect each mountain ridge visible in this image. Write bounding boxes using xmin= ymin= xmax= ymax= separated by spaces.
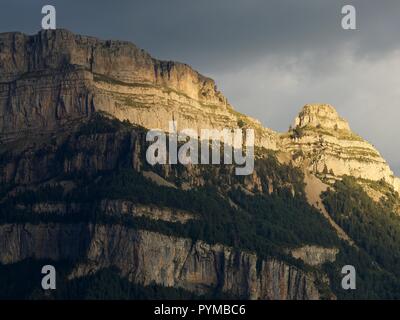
xmin=1 ymin=29 xmax=398 ymax=191
xmin=1 ymin=29 xmax=400 ymax=299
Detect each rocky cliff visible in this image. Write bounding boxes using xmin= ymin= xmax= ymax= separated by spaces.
xmin=0 ymin=223 xmax=320 ymax=299
xmin=0 ymin=29 xmax=277 ymax=149
xmin=288 ymin=245 xmax=338 ymax=267
xmin=281 ymin=104 xmax=400 ymax=192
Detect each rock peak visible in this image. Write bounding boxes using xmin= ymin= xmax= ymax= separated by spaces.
xmin=294 ymin=104 xmax=350 ymax=132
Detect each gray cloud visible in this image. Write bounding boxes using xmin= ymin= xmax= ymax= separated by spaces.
xmin=1 ymin=0 xmax=400 ymax=173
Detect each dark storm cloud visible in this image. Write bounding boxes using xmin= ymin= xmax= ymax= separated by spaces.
xmin=1 ymin=0 xmax=400 ymax=173
xmin=2 ymin=1 xmax=400 ymax=70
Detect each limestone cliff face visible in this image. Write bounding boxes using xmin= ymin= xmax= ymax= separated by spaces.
xmin=0 ymin=223 xmax=320 ymax=300
xmin=281 ymin=104 xmax=400 ymax=191
xmin=100 ymin=199 xmax=197 ymax=224
xmin=288 ymin=245 xmax=338 ymax=267
xmin=0 ymin=30 xmax=221 ymax=100
xmin=0 ymin=29 xmax=277 ymax=149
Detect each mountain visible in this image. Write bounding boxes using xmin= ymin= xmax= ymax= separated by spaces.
xmin=282 ymin=104 xmax=400 ymax=191
xmin=1 ymin=29 xmax=400 ymax=300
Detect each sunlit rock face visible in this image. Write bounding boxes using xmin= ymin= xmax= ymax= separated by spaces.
xmin=1 ymin=30 xmax=399 ymax=190
xmin=0 ymin=29 xmax=278 ymax=150
xmin=293 ymin=104 xmax=350 ymax=131
xmin=288 ymin=245 xmax=339 ymax=267
xmin=281 ymin=104 xmax=400 ymax=192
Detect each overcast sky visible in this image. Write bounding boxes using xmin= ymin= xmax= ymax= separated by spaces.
xmin=1 ymin=0 xmax=400 ymax=173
